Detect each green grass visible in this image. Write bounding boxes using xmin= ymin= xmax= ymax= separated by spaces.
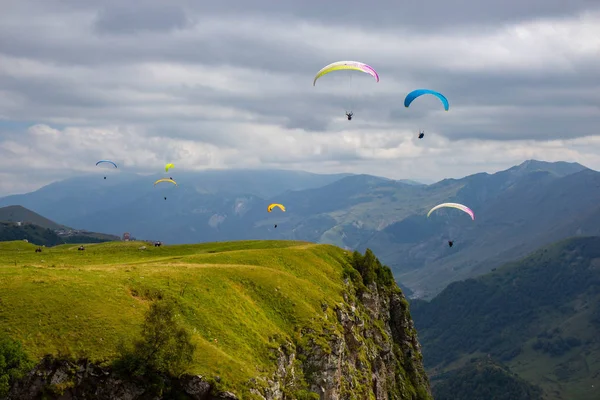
xmin=0 ymin=239 xmax=351 ymax=395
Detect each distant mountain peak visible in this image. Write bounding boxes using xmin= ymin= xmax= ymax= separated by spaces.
xmin=509 ymin=159 xmax=588 ymax=177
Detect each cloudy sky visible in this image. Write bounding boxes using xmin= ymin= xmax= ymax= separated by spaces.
xmin=1 ymin=0 xmax=599 ymax=195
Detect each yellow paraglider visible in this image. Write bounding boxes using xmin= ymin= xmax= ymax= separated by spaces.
xmin=154 ymin=178 xmax=178 ymax=186
xmin=165 ymin=163 xmax=174 ymax=172
xmin=267 ymin=203 xmax=285 ymax=213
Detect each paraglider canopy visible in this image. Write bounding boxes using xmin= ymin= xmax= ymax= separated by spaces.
xmin=267 ymin=203 xmax=286 ymax=213
xmin=313 ymin=61 xmax=379 ymax=86
xmin=404 ymin=89 xmax=449 ymax=111
xmin=427 ymin=203 xmax=474 ymax=220
xmin=96 ymin=160 xmax=117 ymax=168
xmin=154 ymin=178 xmax=177 ymax=200
xmin=96 ymin=160 xmax=117 ymax=180
xmin=154 ymin=178 xmax=178 ymax=186
xmin=165 ymin=163 xmax=174 ymax=173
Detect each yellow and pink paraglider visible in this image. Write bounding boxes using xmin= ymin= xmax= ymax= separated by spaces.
xmin=427 ymin=203 xmax=474 ymax=220
xmin=313 ymin=61 xmax=379 ymax=121
xmin=313 ymin=61 xmax=379 ymax=86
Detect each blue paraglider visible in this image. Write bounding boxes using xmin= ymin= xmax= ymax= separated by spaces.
xmin=404 ymin=89 xmax=449 ymax=111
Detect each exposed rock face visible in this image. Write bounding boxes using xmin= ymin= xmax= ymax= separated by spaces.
xmin=249 ymin=281 xmax=432 ymax=400
xmin=5 ymin=357 xmax=231 ymax=400
xmin=7 ymin=264 xmax=431 ymax=400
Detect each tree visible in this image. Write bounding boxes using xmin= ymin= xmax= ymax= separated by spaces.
xmin=114 ymin=300 xmax=196 ymax=379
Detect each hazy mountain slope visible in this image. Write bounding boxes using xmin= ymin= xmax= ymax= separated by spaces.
xmin=0 ymin=169 xmax=353 ymax=225
xmin=411 ymin=236 xmax=600 ymax=400
xmin=363 ymin=165 xmax=598 ymax=298
xmin=0 ymin=205 xmax=66 ymax=230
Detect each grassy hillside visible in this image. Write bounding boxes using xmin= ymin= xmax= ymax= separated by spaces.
xmin=0 ymin=239 xmax=382 ymax=397
xmin=411 ymin=236 xmax=600 ymax=400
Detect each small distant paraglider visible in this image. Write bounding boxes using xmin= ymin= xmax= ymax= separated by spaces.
xmin=418 ymin=130 xmax=425 ymax=139
xmin=165 ymin=163 xmax=174 ymax=173
xmin=427 ymin=203 xmax=474 ymax=249
xmin=96 ymin=160 xmax=117 ymax=179
xmin=267 ymin=203 xmax=285 ymax=213
xmin=154 ymin=178 xmax=177 ymax=200
xmin=268 ymin=203 xmax=285 ymax=228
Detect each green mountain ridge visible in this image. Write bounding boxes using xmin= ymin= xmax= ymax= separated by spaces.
xmin=410 ymin=235 xmax=600 ymax=400
xmin=431 ymin=358 xmax=545 ymax=400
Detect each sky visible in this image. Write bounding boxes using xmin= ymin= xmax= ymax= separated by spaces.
xmin=0 ymin=0 xmax=599 ymax=195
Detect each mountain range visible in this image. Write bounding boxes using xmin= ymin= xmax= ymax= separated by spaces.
xmin=1 ymin=160 xmax=598 ymax=298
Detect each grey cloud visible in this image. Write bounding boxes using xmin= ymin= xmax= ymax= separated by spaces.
xmin=196 ymin=0 xmax=600 ymax=29
xmin=31 ymin=0 xmax=600 ymax=30
xmin=94 ymin=4 xmax=189 ymax=34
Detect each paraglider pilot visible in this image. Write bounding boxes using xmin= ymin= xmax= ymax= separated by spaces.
xmin=274 ymin=224 xmax=277 ymax=229
xmin=448 ymin=240 xmax=454 ymax=248
xmin=418 ymin=131 xmax=424 ymax=139
xmin=104 ymin=176 xmax=107 ymax=179
xmin=346 ymin=112 xmax=353 ymax=121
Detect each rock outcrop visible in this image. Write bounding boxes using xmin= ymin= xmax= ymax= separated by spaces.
xmin=5 ymin=356 xmax=235 ymax=400
xmin=247 ymin=279 xmax=431 ymax=400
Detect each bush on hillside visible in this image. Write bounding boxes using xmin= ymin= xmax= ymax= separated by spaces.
xmin=0 ymin=334 xmax=35 ymax=397
xmin=113 ymin=299 xmax=196 ymax=382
